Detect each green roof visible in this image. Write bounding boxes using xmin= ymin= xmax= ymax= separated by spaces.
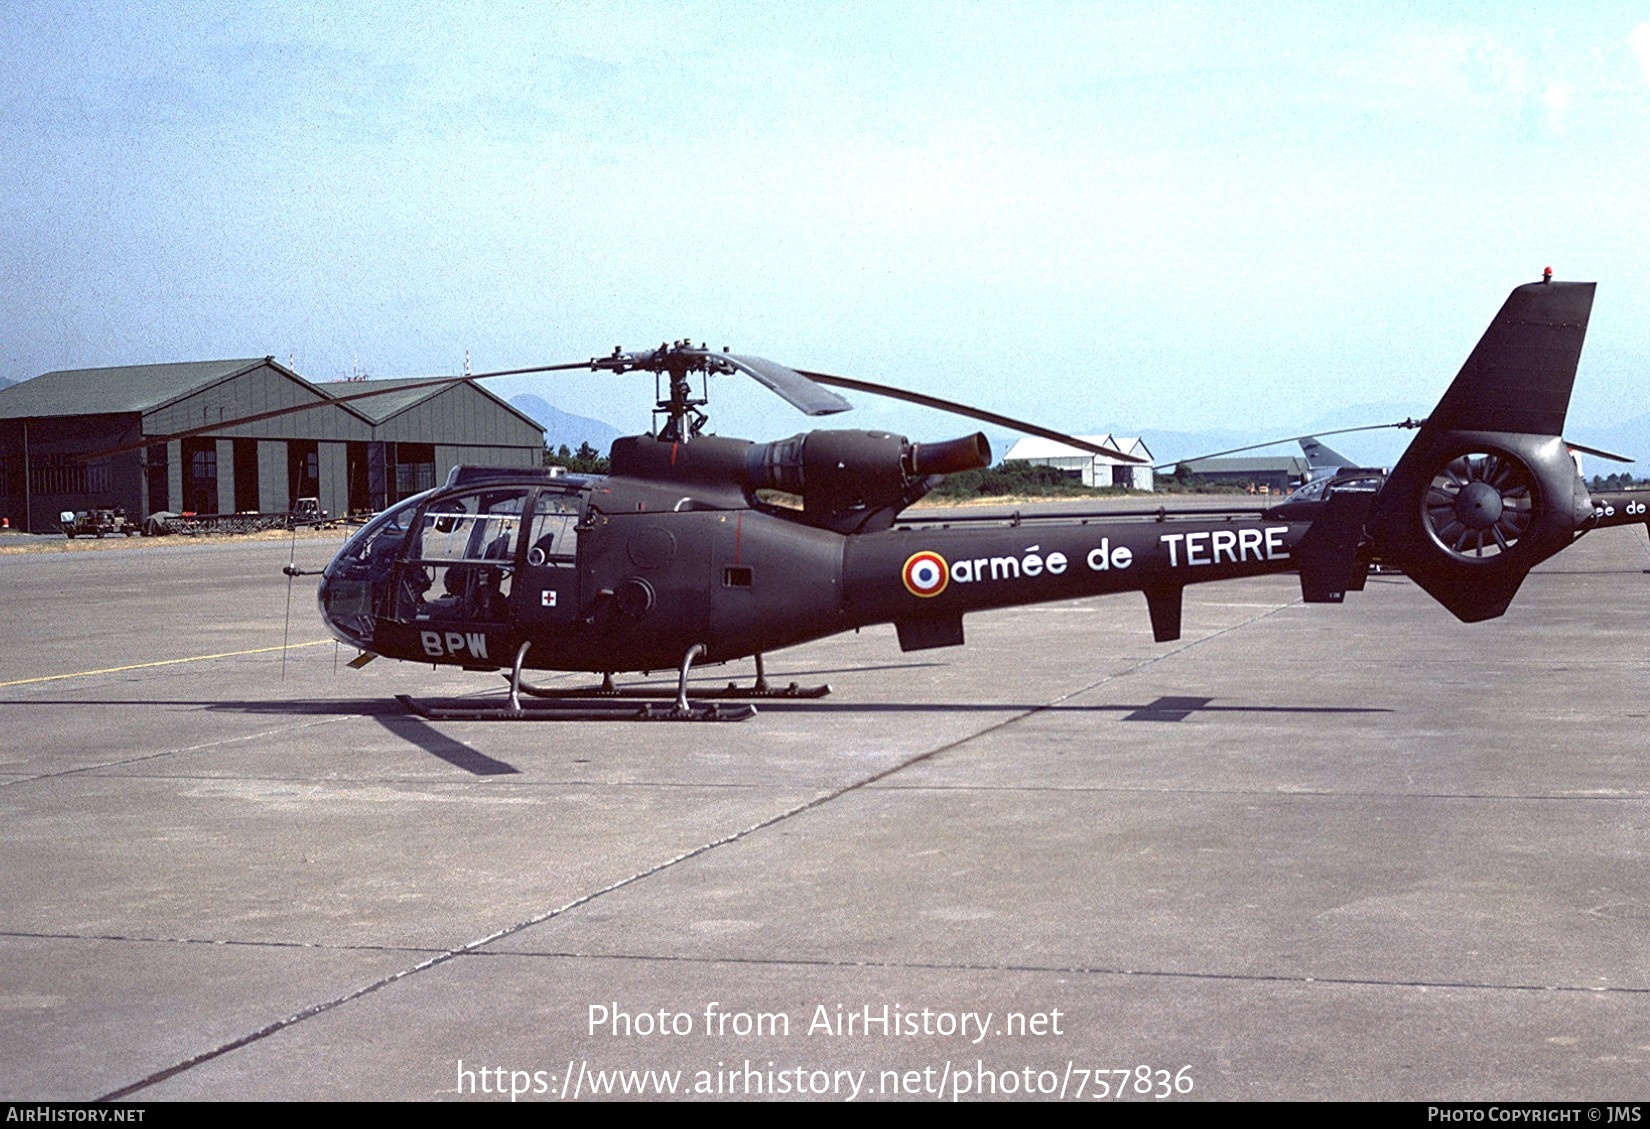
xmin=316 ymin=376 xmax=542 ymax=432
xmin=315 ymin=377 xmax=454 ymax=423
xmin=1182 ymin=456 xmax=1310 ymax=474
xmin=0 ymin=360 xmax=542 ymax=440
xmin=0 ymin=359 xmax=270 ymax=418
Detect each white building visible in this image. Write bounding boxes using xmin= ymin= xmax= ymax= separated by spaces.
xmin=1002 ymin=434 xmax=1155 ymax=491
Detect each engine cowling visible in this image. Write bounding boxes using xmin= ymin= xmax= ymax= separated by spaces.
xmin=606 ymin=429 xmax=992 ymax=533
xmin=747 ymin=430 xmax=991 ymax=532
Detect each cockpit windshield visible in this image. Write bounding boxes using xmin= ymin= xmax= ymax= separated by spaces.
xmin=318 ymin=491 xmax=432 ymax=648
xmin=330 ymin=491 xmax=428 ymax=573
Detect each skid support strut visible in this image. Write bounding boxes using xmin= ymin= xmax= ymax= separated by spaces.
xmin=514 ymin=652 xmax=830 ymax=701
xmin=508 ymin=640 xmax=531 ymax=712
xmin=398 ymin=641 xmax=755 ymax=721
xmin=675 ymin=643 xmax=706 ymax=714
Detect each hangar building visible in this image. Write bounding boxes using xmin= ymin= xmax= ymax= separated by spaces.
xmin=0 ymin=358 xmax=544 ymax=533
xmin=1002 ymin=434 xmax=1155 ymax=491
xmin=1177 ymin=455 xmax=1309 ymax=494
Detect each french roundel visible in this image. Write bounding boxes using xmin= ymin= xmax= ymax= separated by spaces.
xmin=902 ymin=551 xmax=949 ymax=598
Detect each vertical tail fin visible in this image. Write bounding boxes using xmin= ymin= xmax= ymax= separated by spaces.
xmin=1300 ymin=437 xmax=1355 ymax=476
xmin=1422 ymin=280 xmax=1594 ymax=434
xmin=1366 ymin=280 xmax=1597 ymax=622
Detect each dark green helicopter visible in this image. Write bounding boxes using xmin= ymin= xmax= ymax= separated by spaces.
xmin=301 ymin=276 xmax=1642 ymax=720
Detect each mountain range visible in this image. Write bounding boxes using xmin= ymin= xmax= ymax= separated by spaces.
xmin=508 ymin=394 xmax=623 ymax=455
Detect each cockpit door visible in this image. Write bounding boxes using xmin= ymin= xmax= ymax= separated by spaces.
xmin=368 ymin=486 xmax=530 ymax=666
xmin=516 ymin=487 xmax=584 ymax=635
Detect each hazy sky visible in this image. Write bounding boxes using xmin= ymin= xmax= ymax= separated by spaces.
xmin=4 ymin=2 xmax=1649 ymax=456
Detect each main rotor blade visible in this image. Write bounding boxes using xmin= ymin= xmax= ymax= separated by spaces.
xmin=78 ymin=361 xmax=594 ymax=461
xmin=1155 ymin=421 xmax=1638 ymax=471
xmin=1152 ymin=420 xmax=1425 ymax=471
xmin=796 ymin=369 xmax=1147 ymax=464
xmin=722 ymin=354 xmax=853 ymax=416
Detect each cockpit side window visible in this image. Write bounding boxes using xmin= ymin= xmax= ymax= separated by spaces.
xmin=525 ymin=489 xmax=581 ymax=567
xmin=411 ymin=490 xmax=526 ymax=563
xmin=394 ymin=489 xmax=529 ymax=624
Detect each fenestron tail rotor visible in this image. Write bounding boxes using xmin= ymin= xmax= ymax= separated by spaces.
xmin=1423 ymin=450 xmax=1537 ymax=560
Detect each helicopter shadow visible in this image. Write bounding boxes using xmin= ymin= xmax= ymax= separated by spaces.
xmin=0 ymin=694 xmax=1390 ymax=723
xmin=372 ymin=713 xmax=520 ymax=776
xmin=745 ymin=695 xmax=1391 ymax=721
xmin=0 ymin=697 xmax=399 ymax=716
xmin=0 ymin=694 xmax=1385 ymax=780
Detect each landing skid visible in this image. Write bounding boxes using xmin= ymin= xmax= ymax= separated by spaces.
xmin=402 ymin=642 xmax=786 ymax=721
xmin=516 ymin=681 xmax=830 ymax=701
xmin=396 ymin=694 xmax=755 ymax=722
xmin=508 ymin=652 xmax=831 ymax=701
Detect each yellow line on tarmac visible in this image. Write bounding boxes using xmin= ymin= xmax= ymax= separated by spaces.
xmin=0 ymin=640 xmax=337 ymax=688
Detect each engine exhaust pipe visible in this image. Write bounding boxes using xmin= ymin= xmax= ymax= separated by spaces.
xmin=908 ymin=432 xmax=991 ymax=476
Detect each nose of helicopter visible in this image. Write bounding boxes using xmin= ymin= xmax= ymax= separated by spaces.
xmin=309 ymin=492 xmax=425 ymax=656
xmin=316 ymin=566 xmax=375 ymax=652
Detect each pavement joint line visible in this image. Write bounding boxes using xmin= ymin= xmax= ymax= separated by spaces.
xmin=98 ymin=601 xmax=1293 ymax=1101
xmin=455 ymin=948 xmax=1650 ymax=996
xmin=851 ymin=601 xmax=1299 ymax=791
xmin=0 ymin=640 xmax=335 ymax=689
xmin=0 ymin=716 xmax=354 ymax=789
xmin=43 ymin=772 xmax=785 ymax=789
xmin=859 ymin=783 xmax=1650 ymax=801
xmin=0 ymin=929 xmax=442 ymax=954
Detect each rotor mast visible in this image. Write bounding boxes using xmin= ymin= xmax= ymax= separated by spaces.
xmin=593 ymin=340 xmax=725 ymax=442
xmin=654 ymin=342 xmax=713 ymax=442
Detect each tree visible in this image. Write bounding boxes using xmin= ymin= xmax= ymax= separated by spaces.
xmin=545 ymin=440 xmax=610 ymax=476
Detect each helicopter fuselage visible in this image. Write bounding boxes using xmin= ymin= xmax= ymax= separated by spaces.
xmin=309 ymin=281 xmax=1628 ymax=694
xmin=316 ymin=461 xmax=1324 ymax=675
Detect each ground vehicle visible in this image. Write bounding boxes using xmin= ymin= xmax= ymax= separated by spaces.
xmin=60 ymin=507 xmax=136 ymax=538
